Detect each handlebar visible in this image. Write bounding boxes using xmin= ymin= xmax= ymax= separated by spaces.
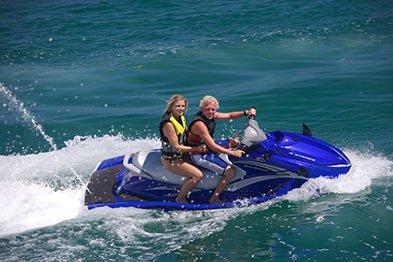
xmin=248 ymin=107 xmax=256 ymax=119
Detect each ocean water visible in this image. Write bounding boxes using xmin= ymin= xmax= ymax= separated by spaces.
xmin=1 ymin=1 xmax=392 ymax=260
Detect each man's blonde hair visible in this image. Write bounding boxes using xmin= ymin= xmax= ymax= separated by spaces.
xmin=199 ymin=95 xmax=219 ymax=110
xmin=165 ymin=94 xmax=188 ymax=113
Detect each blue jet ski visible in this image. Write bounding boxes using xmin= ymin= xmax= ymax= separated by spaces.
xmin=84 ymin=117 xmax=351 ymax=211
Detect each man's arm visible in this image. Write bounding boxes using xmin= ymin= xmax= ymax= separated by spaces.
xmin=215 ymin=108 xmax=256 ymax=120
xmin=193 ymin=121 xmax=244 ymax=157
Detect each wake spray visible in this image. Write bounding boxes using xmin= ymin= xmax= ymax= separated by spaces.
xmin=0 ymin=82 xmax=91 ymax=193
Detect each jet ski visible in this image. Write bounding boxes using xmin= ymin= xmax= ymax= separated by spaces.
xmin=84 ymin=117 xmax=352 ymax=211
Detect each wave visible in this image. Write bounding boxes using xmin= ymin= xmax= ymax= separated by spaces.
xmin=0 ymin=135 xmax=391 ymax=240
xmin=0 ymin=134 xmax=160 ymax=236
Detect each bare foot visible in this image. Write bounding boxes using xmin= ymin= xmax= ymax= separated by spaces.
xmin=209 ymin=197 xmax=222 ymax=204
xmin=175 ymin=197 xmax=188 ymax=203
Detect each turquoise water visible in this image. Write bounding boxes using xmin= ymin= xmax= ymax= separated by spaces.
xmin=1 ymin=1 xmax=392 ymax=260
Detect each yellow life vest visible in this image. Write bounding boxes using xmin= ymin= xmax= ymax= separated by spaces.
xmin=169 ymin=114 xmax=186 ymax=137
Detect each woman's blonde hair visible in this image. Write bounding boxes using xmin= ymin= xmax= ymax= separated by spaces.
xmin=199 ymin=95 xmax=219 ymax=110
xmin=165 ymin=94 xmax=188 ymax=113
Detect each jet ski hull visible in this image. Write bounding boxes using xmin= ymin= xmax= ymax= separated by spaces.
xmin=84 ymin=159 xmax=294 ymax=211
xmin=85 ymin=130 xmax=351 ymax=211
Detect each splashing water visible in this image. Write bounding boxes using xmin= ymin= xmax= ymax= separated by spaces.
xmin=0 ymin=133 xmax=391 ymax=238
xmin=0 ymin=82 xmax=90 ymax=193
xmin=1 ymin=86 xmax=392 ymax=251
xmin=282 ymin=149 xmax=393 ymax=202
xmin=0 ymin=135 xmax=160 ymax=236
xmin=0 ymin=82 xmax=57 ymax=150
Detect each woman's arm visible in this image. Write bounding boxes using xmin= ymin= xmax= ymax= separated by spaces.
xmin=162 ymin=122 xmax=206 ymax=154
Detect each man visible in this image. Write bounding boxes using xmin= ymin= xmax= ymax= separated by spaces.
xmin=187 ymin=95 xmax=256 ymax=203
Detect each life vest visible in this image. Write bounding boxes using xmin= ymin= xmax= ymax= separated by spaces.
xmin=186 ymin=111 xmax=216 ymax=146
xmin=159 ymin=112 xmax=187 ymax=158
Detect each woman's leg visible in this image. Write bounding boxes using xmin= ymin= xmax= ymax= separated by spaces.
xmin=161 ymin=158 xmax=203 ymax=203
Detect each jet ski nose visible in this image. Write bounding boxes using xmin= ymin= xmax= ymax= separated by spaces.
xmin=322 ymin=140 xmax=351 ymax=166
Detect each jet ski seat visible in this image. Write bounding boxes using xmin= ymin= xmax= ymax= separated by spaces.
xmin=130 ymin=150 xmax=246 ymax=190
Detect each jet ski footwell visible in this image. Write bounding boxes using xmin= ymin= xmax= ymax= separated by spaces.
xmin=85 ymin=165 xmax=142 ymax=207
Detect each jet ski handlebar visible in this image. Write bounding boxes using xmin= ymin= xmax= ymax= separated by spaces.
xmin=241 ymin=107 xmax=267 ymax=147
xmin=247 ymin=107 xmax=257 ymax=120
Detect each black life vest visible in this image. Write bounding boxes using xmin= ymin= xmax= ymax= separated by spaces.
xmin=159 ymin=112 xmax=186 ymax=158
xmin=187 ymin=111 xmax=216 ymax=146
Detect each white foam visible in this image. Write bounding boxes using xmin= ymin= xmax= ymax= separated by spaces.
xmin=0 ymin=139 xmax=391 ymax=238
xmin=0 ymin=181 xmax=84 ymax=236
xmin=76 ymin=205 xmax=246 ymax=259
xmin=0 ymin=135 xmax=160 ymax=236
xmin=283 ymin=149 xmax=393 ymax=202
xmin=0 ymin=134 xmax=160 ymax=181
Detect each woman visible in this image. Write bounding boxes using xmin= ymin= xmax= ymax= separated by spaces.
xmin=159 ymin=94 xmax=207 ymax=203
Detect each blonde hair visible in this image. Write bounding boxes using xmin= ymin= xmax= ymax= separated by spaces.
xmin=199 ymin=95 xmax=219 ymax=110
xmin=165 ymin=94 xmax=188 ymax=113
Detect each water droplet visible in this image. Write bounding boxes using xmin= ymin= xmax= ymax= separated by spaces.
xmin=316 ymin=216 xmax=324 ymax=223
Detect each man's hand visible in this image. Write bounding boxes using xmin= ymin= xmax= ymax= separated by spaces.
xmin=229 ymin=138 xmax=241 ymax=149
xmin=247 ymin=107 xmax=256 ymax=117
xmin=231 ymin=149 xmax=245 ymax=158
